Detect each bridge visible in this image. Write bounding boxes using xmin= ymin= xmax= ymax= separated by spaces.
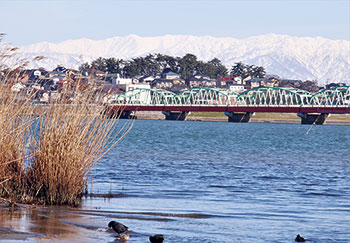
xmin=109 ymin=86 xmax=350 ymax=124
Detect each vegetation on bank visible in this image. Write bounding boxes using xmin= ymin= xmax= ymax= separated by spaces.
xmin=0 ymin=81 xmax=132 ymax=206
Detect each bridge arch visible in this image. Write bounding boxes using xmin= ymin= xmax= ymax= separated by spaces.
xmin=309 ymin=86 xmax=350 ymax=106
xmin=115 ymin=88 xmax=176 ymax=105
xmin=236 ymin=87 xmax=312 ymax=106
xmin=173 ymin=88 xmax=238 ymax=105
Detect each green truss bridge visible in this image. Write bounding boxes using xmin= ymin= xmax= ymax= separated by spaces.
xmin=109 ymin=86 xmax=350 ymax=124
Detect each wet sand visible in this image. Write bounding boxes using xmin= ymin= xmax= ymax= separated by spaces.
xmin=0 ymin=199 xmax=170 ymax=242
xmin=0 ymin=204 xmax=97 ymax=242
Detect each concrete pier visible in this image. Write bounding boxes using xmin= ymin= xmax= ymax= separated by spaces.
xmin=104 ymin=109 xmax=136 ymax=119
xmin=224 ymin=112 xmax=255 ymax=123
xmin=162 ymin=111 xmax=190 ymax=121
xmin=297 ymin=113 xmax=329 ymax=125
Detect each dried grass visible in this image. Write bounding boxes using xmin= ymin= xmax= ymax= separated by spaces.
xmin=0 ymin=82 xmax=132 ymax=206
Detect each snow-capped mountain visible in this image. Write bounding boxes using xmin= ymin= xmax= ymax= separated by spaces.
xmin=11 ymin=34 xmax=350 ymax=85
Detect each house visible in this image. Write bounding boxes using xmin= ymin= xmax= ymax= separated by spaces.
xmin=218 ymin=76 xmax=242 ymax=88
xmin=279 ymin=79 xmax=303 ymax=89
xmin=131 ymin=75 xmax=143 ymax=83
xmin=115 ymin=75 xmax=132 ymax=85
xmin=245 ymin=78 xmax=263 ymax=89
xmin=162 ymin=70 xmax=180 ymax=80
xmin=126 ymin=83 xmax=151 ymax=91
xmin=193 ymin=73 xmax=210 ymax=80
xmin=139 ymin=75 xmax=160 ymax=84
xmin=228 ymin=83 xmax=245 ymax=93
xmin=261 ymin=79 xmax=278 ymax=87
xmin=11 ymin=82 xmax=26 ymax=92
xmin=186 ymin=75 xmax=217 ymax=88
xmin=326 ymin=82 xmax=347 ymax=89
xmin=151 ymin=78 xmax=175 ymax=89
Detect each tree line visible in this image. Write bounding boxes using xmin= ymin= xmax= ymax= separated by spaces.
xmin=79 ymin=53 xmax=266 ymax=80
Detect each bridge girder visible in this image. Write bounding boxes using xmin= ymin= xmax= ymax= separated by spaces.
xmin=116 ymin=88 xmax=176 ymax=105
xmin=113 ymin=86 xmax=350 ymax=108
xmin=236 ymin=87 xmax=312 ymax=106
xmin=174 ymin=88 xmax=237 ymax=105
xmin=310 ymin=86 xmax=350 ymax=106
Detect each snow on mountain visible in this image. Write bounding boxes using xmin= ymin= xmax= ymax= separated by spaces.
xmin=11 ymin=34 xmax=350 ymax=85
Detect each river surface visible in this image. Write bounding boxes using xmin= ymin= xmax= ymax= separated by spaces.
xmin=1 ymin=120 xmax=350 ymax=242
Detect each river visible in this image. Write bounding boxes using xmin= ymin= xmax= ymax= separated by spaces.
xmin=1 ymin=120 xmax=350 ymax=242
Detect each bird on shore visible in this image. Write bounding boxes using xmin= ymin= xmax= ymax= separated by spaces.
xmin=295 ymin=234 xmax=306 ymax=242
xmin=108 ymin=221 xmax=128 ymax=236
xmin=149 ymin=234 xmax=164 ymax=243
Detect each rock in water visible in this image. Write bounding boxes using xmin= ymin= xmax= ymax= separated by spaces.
xmin=295 ymin=234 xmax=306 ymax=242
xmin=150 ymin=234 xmax=164 ymax=243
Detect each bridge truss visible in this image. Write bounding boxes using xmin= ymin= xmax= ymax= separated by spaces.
xmin=114 ymin=86 xmax=350 ymax=109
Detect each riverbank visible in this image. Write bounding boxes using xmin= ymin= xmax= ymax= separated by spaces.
xmin=135 ymin=111 xmax=350 ymax=125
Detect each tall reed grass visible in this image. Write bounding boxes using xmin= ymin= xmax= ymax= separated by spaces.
xmin=0 ymin=80 xmax=132 ymax=206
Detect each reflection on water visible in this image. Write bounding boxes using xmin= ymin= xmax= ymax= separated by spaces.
xmin=1 ymin=120 xmax=350 ymax=242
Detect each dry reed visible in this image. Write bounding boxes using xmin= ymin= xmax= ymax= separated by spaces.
xmin=0 ymin=81 xmax=132 ymax=206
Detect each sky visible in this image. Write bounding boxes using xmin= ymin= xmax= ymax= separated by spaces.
xmin=0 ymin=0 xmax=349 ymax=47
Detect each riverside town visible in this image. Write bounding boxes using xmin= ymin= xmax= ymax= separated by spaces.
xmin=2 ymin=54 xmax=347 ymax=104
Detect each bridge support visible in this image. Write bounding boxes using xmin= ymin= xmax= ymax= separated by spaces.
xmin=162 ymin=111 xmax=190 ymax=121
xmin=225 ymin=112 xmax=255 ymax=123
xmin=104 ymin=108 xmax=136 ymax=119
xmin=297 ymin=113 xmax=329 ymax=125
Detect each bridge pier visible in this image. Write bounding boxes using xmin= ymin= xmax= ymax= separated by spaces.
xmin=297 ymin=113 xmax=329 ymax=125
xmin=104 ymin=108 xmax=136 ymax=119
xmin=162 ymin=111 xmax=190 ymax=121
xmin=225 ymin=112 xmax=255 ymax=123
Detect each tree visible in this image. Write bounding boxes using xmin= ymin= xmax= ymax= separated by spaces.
xmin=78 ymin=62 xmax=91 ymax=72
xmin=230 ymin=62 xmax=265 ymax=79
xmin=208 ymin=58 xmax=228 ymax=78
xmin=230 ymin=62 xmax=247 ymax=78
xmin=91 ymin=57 xmax=107 ymax=72
xmin=105 ymin=57 xmax=122 ymax=73
xmin=179 ymin=54 xmax=198 ymax=79
xmin=156 ymin=54 xmax=179 ymax=73
xmin=250 ymin=65 xmax=266 ymax=78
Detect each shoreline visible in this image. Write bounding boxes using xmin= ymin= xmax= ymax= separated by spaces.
xmin=135 ymin=111 xmax=350 ymax=125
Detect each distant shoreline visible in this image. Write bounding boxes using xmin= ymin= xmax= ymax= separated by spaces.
xmin=135 ymin=111 xmax=350 ymax=125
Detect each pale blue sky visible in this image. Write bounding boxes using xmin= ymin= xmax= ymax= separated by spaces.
xmin=0 ymin=0 xmax=349 ymax=46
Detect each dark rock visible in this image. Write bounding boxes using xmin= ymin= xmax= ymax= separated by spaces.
xmin=149 ymin=234 xmax=164 ymax=243
xmin=295 ymin=234 xmax=306 ymax=242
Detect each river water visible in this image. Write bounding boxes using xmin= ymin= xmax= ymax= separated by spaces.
xmin=1 ymin=120 xmax=350 ymax=242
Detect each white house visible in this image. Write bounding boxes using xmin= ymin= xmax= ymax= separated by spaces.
xmin=11 ymin=82 xmax=25 ymax=92
xmin=229 ymin=84 xmax=245 ymax=93
xmin=126 ymin=83 xmax=151 ymax=91
xmin=115 ymin=74 xmax=133 ymax=85
xmin=164 ymin=71 xmax=180 ymax=80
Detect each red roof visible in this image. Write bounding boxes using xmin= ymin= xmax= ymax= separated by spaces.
xmin=220 ymin=77 xmax=237 ymax=81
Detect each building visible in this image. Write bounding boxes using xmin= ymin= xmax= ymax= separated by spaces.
xmin=186 ymin=74 xmax=216 ymax=88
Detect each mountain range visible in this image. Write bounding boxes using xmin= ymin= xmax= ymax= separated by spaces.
xmin=12 ymin=34 xmax=350 ymax=85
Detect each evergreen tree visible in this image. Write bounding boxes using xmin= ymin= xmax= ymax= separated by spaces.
xmin=179 ymin=54 xmax=198 ymax=79
xmin=230 ymin=62 xmax=265 ymax=79
xmin=208 ymin=58 xmax=228 ymax=78
xmin=91 ymin=57 xmax=107 ymax=72
xmin=230 ymin=62 xmax=247 ymax=78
